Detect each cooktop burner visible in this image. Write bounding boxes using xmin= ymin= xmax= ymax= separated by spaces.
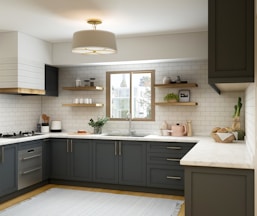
xmin=0 ymin=131 xmax=38 ymax=138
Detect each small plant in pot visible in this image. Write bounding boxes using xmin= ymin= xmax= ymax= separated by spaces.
xmin=88 ymin=117 xmax=109 ymax=134
xmin=164 ymin=93 xmax=179 ymax=102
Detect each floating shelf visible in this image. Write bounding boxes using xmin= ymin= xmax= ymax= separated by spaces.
xmin=62 ymin=103 xmax=104 ymax=107
xmin=155 ymin=102 xmax=198 ymax=106
xmin=154 ymin=83 xmax=198 ymax=88
xmin=62 ymin=86 xmax=104 ymax=91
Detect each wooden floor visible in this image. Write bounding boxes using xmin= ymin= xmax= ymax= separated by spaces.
xmin=0 ymin=184 xmax=185 ymax=216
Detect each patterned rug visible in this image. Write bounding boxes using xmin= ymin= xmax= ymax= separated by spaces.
xmin=0 ymin=188 xmax=183 ymax=216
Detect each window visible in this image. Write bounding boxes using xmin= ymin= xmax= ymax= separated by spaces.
xmin=106 ymin=70 xmax=155 ymax=121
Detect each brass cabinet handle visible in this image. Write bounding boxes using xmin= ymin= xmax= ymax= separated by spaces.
xmin=66 ymin=139 xmax=69 ymax=152
xmin=70 ymin=140 xmax=73 ymax=153
xmin=119 ymin=141 xmax=122 ymax=156
xmin=114 ymin=141 xmax=117 ymax=156
xmin=166 ymin=176 xmax=182 ymax=180
xmin=166 ymin=158 xmax=180 ymax=162
xmin=166 ymin=146 xmax=182 ymax=150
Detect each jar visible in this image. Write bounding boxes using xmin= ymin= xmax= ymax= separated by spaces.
xmin=90 ymin=78 xmax=95 ymax=86
xmin=84 ymin=80 xmax=90 ymax=86
xmin=75 ymin=78 xmax=81 ymax=87
xmin=162 ymin=76 xmax=171 ymax=84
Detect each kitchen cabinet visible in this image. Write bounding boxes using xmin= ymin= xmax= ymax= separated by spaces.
xmin=154 ymin=83 xmax=198 ymax=106
xmin=50 ymin=139 xmax=92 ymax=181
xmin=45 ymin=65 xmax=59 ymax=96
xmin=93 ymin=140 xmax=146 ymax=186
xmin=147 ymin=142 xmax=195 ymax=190
xmin=42 ymin=139 xmax=50 ymax=181
xmin=184 ymin=166 xmax=254 ymax=216
xmin=62 ymin=86 xmax=104 ymax=107
xmin=208 ymin=0 xmax=254 ymax=94
xmin=0 ymin=144 xmax=17 ymax=197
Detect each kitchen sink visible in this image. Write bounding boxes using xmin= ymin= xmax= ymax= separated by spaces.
xmin=102 ymin=133 xmax=148 ymax=137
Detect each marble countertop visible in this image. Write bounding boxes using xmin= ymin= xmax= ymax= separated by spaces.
xmin=0 ymin=132 xmax=253 ymax=170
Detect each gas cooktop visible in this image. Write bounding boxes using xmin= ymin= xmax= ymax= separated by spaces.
xmin=0 ymin=131 xmax=40 ymax=138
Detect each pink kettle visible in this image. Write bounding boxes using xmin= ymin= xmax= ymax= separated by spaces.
xmin=171 ymin=123 xmax=187 ymax=136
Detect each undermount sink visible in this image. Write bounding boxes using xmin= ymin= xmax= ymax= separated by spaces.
xmin=102 ymin=133 xmax=147 ymax=137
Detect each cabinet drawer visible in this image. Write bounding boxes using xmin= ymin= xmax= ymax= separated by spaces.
xmin=147 ymin=142 xmax=195 ymax=155
xmin=147 ymin=153 xmax=182 ymax=166
xmin=147 ymin=166 xmax=184 ymax=190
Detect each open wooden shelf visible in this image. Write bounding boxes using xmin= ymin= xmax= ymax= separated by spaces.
xmin=62 ymin=103 xmax=104 ymax=107
xmin=155 ymin=102 xmax=198 ymax=106
xmin=62 ymin=86 xmax=104 ymax=91
xmin=154 ymin=83 xmax=198 ymax=88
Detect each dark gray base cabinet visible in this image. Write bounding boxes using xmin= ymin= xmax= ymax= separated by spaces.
xmin=50 ymin=139 xmax=92 ymax=181
xmin=184 ymin=166 xmax=254 ymax=216
xmin=93 ymin=140 xmax=146 ymax=186
xmin=147 ymin=142 xmax=195 ymax=190
xmin=0 ymin=144 xmax=17 ymax=197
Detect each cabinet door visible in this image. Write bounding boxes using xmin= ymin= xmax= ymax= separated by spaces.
xmin=208 ymin=0 xmax=254 ymax=87
xmin=185 ymin=166 xmax=254 ymax=216
xmin=50 ymin=139 xmax=69 ymax=179
xmin=45 ymin=64 xmax=59 ymax=96
xmin=42 ymin=139 xmax=50 ymax=181
xmin=70 ymin=139 xmax=92 ymax=181
xmin=93 ymin=140 xmax=118 ymax=184
xmin=119 ymin=141 xmax=146 ymax=186
xmin=0 ymin=144 xmax=17 ymax=197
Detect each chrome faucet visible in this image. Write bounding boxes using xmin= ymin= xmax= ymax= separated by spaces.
xmin=127 ymin=112 xmax=133 ymax=136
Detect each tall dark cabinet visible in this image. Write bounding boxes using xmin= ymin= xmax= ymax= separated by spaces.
xmin=208 ymin=0 xmax=254 ymax=94
xmin=45 ymin=65 xmax=59 ymax=96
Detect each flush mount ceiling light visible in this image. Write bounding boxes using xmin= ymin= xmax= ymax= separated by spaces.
xmin=72 ymin=19 xmax=117 ymax=55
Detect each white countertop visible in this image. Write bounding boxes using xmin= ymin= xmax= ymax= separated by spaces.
xmin=0 ymin=132 xmax=253 ymax=170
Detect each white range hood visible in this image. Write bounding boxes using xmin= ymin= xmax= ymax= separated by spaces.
xmin=0 ymin=31 xmax=51 ymax=95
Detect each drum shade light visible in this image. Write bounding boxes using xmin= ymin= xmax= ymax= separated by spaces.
xmin=72 ymin=19 xmax=117 ymax=55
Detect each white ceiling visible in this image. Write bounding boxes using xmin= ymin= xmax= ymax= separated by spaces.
xmin=0 ymin=0 xmax=208 ymax=43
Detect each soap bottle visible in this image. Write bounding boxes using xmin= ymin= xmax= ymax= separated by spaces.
xmin=186 ymin=120 xmax=192 ymax=136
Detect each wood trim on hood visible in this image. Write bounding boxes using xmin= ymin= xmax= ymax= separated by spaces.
xmin=0 ymin=88 xmax=45 ymax=95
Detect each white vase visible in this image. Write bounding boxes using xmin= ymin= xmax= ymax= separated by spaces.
xmin=162 ymin=76 xmax=171 ymax=84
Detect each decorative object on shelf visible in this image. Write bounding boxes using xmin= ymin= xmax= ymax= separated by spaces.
xmin=163 ymin=93 xmax=179 ymax=102
xmin=84 ymin=80 xmax=90 ymax=86
xmin=90 ymin=78 xmax=95 ymax=86
xmin=171 ymin=123 xmax=187 ymax=137
xmin=179 ymin=89 xmax=190 ymax=102
xmin=162 ymin=76 xmax=171 ymax=84
xmin=88 ymin=117 xmax=109 ymax=134
xmin=72 ymin=19 xmax=117 ymax=55
xmin=41 ymin=114 xmax=50 ymax=133
xmin=75 ymin=78 xmax=82 ymax=87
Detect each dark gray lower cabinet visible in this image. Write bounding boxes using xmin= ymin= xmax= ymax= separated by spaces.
xmin=147 ymin=142 xmax=195 ymax=190
xmin=50 ymin=139 xmax=92 ymax=181
xmin=42 ymin=139 xmax=50 ymax=181
xmin=184 ymin=166 xmax=254 ymax=216
xmin=0 ymin=144 xmax=17 ymax=197
xmin=93 ymin=140 xmax=146 ymax=186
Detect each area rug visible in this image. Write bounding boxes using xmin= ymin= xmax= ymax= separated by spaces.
xmin=0 ymin=188 xmax=183 ymax=216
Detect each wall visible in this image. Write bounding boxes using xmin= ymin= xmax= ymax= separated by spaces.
xmin=42 ymin=60 xmax=245 ymax=136
xmin=53 ymin=31 xmax=208 ymax=66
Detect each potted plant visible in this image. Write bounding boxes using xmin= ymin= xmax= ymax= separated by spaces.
xmin=164 ymin=93 xmax=179 ymax=102
xmin=88 ymin=117 xmax=109 ymax=134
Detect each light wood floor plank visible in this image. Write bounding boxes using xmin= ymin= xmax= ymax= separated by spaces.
xmin=0 ymin=184 xmax=185 ymax=216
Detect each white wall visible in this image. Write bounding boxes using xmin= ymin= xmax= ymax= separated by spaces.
xmin=42 ymin=60 xmax=245 ymax=136
xmin=52 ymin=32 xmax=208 ymax=66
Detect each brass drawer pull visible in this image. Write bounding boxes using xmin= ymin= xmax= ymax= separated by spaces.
xmin=166 ymin=158 xmax=180 ymax=162
xmin=166 ymin=146 xmax=182 ymax=150
xmin=166 ymin=176 xmax=181 ymax=180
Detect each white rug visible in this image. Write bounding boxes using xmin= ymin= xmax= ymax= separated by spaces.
xmin=0 ymin=188 xmax=184 ymax=216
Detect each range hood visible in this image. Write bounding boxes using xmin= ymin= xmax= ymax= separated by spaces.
xmin=0 ymin=31 xmax=51 ymax=95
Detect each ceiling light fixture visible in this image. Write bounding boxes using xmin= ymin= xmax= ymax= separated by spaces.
xmin=72 ymin=19 xmax=117 ymax=55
